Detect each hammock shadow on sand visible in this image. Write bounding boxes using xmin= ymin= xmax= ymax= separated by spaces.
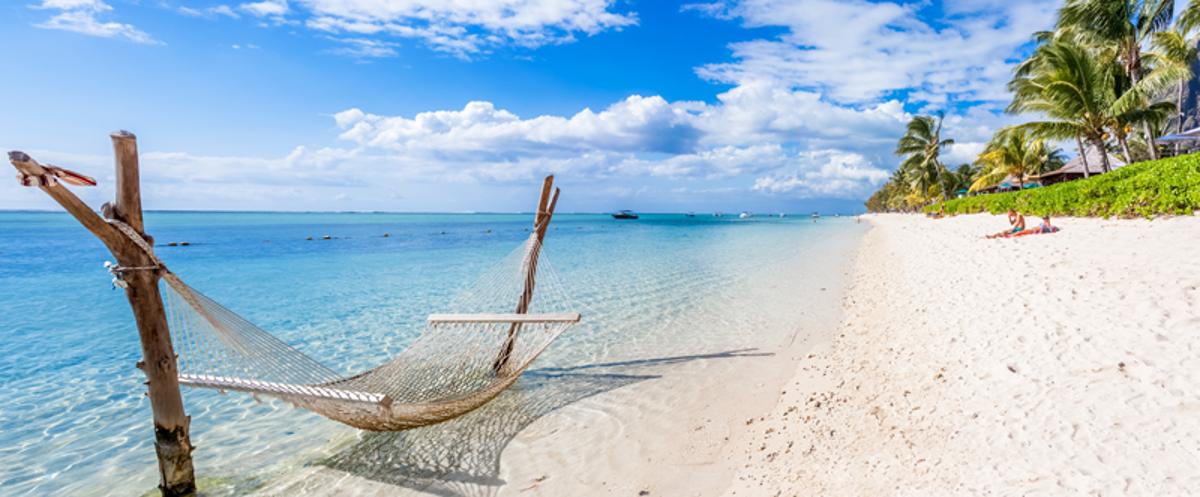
xmin=316 ymin=348 xmax=770 ymax=497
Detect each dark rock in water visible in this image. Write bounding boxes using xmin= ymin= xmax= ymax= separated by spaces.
xmin=167 ymin=242 xmax=178 ymax=247
xmin=306 ymin=236 xmax=313 ymax=241
xmin=322 ymin=235 xmax=332 ymax=240
xmin=180 ymin=242 xmax=190 ymax=246
xmin=382 ymin=233 xmax=390 ymax=238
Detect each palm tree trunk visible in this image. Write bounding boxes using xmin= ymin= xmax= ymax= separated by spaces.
xmin=1092 ymin=137 xmax=1112 ymax=173
xmin=1118 ymin=134 xmax=1133 ymax=164
xmin=1177 ymin=81 xmax=1186 ymax=156
xmin=1178 ymin=81 xmax=1186 ymax=134
xmin=1076 ymin=134 xmax=1091 ymax=179
xmin=1143 ymin=121 xmax=1159 ymax=160
xmin=1129 ymin=57 xmax=1158 ymax=161
xmin=934 ymin=164 xmax=948 ymax=201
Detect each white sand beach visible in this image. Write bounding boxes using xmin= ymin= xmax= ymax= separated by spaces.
xmin=724 ymin=213 xmax=1200 ymax=496
xmin=242 ymin=221 xmax=865 ymax=497
xmin=248 ymin=213 xmax=1200 ymax=497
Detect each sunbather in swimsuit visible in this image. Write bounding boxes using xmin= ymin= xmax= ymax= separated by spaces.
xmin=1012 ymin=216 xmax=1059 ymax=237
xmin=987 ymin=210 xmax=1025 ymax=238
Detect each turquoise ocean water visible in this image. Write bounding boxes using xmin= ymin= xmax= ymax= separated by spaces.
xmin=0 ymin=211 xmax=864 ymax=496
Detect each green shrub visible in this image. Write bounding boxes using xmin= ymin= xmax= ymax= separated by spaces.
xmin=927 ymin=152 xmax=1200 ymax=218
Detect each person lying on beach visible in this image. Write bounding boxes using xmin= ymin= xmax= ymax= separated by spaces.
xmin=987 ymin=210 xmax=1025 ymax=238
xmin=1011 ymin=216 xmax=1059 ymax=237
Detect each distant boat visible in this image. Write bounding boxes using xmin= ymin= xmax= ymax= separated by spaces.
xmin=714 ymin=212 xmax=723 ymax=217
xmin=739 ymin=211 xmax=752 ymax=219
xmin=685 ymin=212 xmax=696 ymax=218
xmin=811 ymin=212 xmax=820 ymax=219
xmin=779 ymin=212 xmax=787 ymax=218
xmin=612 ymin=210 xmax=639 ymax=220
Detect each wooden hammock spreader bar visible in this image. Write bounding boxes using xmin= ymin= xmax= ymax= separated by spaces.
xmin=428 ymin=313 xmax=581 ymax=324
xmin=178 ymin=374 xmax=392 ymax=408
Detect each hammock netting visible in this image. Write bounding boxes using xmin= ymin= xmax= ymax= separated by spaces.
xmin=160 ymin=234 xmax=579 ymax=431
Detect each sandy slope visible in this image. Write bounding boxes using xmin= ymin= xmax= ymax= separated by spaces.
xmin=724 ymin=214 xmax=1200 ymax=497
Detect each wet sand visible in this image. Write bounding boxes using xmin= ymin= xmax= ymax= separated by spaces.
xmin=245 ymin=221 xmax=865 ymax=497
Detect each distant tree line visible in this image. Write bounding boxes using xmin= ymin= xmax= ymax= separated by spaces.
xmin=868 ymin=0 xmax=1199 ymax=213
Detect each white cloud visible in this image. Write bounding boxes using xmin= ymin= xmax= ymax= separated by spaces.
xmin=688 ymin=0 xmax=1056 ymax=106
xmin=334 ymin=95 xmax=704 ymax=156
xmin=32 ymin=0 xmax=161 ymax=44
xmin=13 ymin=0 xmax=1059 ymax=211
xmin=695 ymin=81 xmax=909 ymax=152
xmin=942 ymin=142 xmax=987 ymax=166
xmin=322 ymin=85 xmax=906 ymax=196
xmin=240 ymin=0 xmax=289 ymax=18
xmin=262 ymin=0 xmax=637 ymax=57
xmin=325 ymin=37 xmax=399 ymax=58
xmin=753 ymin=151 xmax=890 ymax=197
xmin=180 ymin=4 xmax=240 ymax=19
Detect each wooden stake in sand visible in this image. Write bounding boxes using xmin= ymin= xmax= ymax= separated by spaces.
xmin=8 ymin=131 xmax=197 ymax=497
xmin=493 ymin=175 xmax=560 ymax=373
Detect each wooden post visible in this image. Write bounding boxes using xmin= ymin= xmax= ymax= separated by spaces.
xmin=7 ymin=131 xmax=197 ymax=497
xmin=493 ymin=175 xmax=559 ymax=373
xmin=111 ymin=130 xmax=145 ymax=232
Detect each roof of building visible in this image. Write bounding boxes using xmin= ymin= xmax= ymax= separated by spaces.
xmin=1038 ymin=147 xmax=1126 ymax=178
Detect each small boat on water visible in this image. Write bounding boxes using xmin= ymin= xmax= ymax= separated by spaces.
xmin=779 ymin=212 xmax=787 ymax=218
xmin=714 ymin=212 xmax=724 ymax=217
xmin=612 ymin=210 xmax=639 ymax=220
xmin=811 ymin=212 xmax=820 ymax=219
xmin=685 ymin=212 xmax=696 ymax=218
xmin=739 ymin=211 xmax=752 ymax=219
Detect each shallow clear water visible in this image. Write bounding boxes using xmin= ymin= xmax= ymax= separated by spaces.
xmin=0 ymin=211 xmax=864 ymax=496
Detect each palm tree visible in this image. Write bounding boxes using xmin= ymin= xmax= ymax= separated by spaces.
xmin=1056 ymin=0 xmax=1176 ymax=159
xmin=1009 ymin=41 xmax=1120 ymax=171
xmin=941 ymin=163 xmax=978 ymax=197
xmin=895 ymin=114 xmax=955 ymax=202
xmin=1150 ymin=27 xmax=1199 ymax=135
xmin=972 ymin=128 xmax=1066 ymax=191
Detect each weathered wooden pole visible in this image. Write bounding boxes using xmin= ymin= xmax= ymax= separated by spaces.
xmin=493 ymin=175 xmax=559 ymax=373
xmin=108 ymin=131 xmax=197 ymax=497
xmin=7 ymin=131 xmax=197 ymax=497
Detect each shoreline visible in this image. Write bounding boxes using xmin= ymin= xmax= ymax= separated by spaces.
xmin=241 ymin=220 xmax=867 ymax=497
xmin=723 ymin=213 xmax=1200 ymax=496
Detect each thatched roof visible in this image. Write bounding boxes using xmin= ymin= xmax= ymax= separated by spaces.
xmin=1038 ymin=147 xmax=1126 ymax=178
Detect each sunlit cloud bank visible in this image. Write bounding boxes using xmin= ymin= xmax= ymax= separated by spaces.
xmin=12 ymin=0 xmax=1059 ymax=212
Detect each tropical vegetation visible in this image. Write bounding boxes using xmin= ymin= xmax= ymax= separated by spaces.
xmin=926 ymin=152 xmax=1200 ymax=218
xmin=867 ymin=0 xmax=1200 ymax=216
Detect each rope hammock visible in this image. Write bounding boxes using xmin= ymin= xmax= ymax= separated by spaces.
xmin=109 ymin=178 xmax=580 ymax=431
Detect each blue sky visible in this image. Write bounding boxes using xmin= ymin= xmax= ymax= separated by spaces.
xmin=0 ymin=0 xmax=1057 ymax=213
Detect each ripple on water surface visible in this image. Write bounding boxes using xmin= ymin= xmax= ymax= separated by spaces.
xmin=0 ymin=212 xmax=864 ymax=496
